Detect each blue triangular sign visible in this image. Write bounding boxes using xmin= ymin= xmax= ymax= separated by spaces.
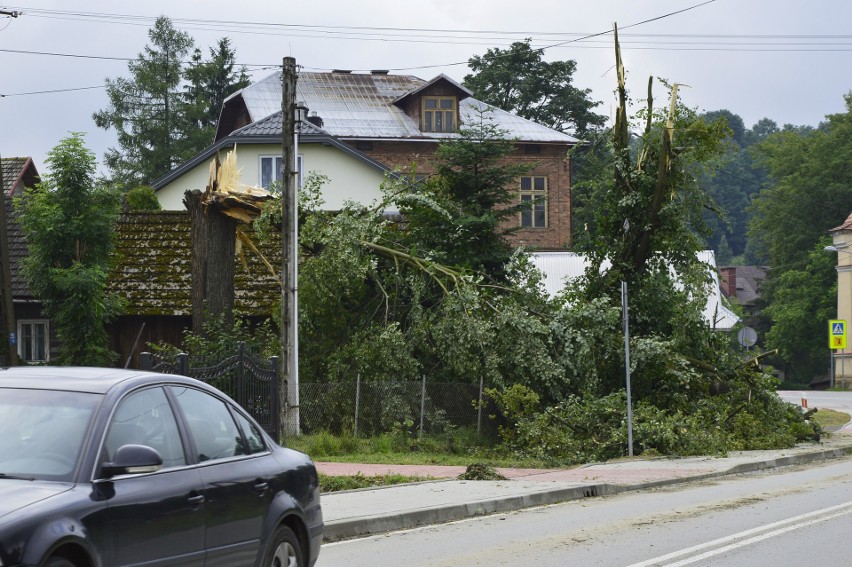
xmin=834 ymin=322 xmax=845 ymax=335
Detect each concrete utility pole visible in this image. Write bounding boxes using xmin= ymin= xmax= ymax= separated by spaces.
xmin=0 ymin=156 xmax=19 ymax=366
xmin=281 ymin=57 xmax=299 ymax=437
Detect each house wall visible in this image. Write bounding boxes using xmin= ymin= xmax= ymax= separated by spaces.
xmin=832 ymin=231 xmax=852 ymax=384
xmin=351 ymin=140 xmax=572 ymax=250
xmin=156 ymin=144 xmax=389 ymax=211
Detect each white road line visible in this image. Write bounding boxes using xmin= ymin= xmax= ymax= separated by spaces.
xmin=626 ymin=500 xmax=852 ymax=567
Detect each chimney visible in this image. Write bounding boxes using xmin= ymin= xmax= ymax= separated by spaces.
xmin=306 ymin=111 xmax=323 ymax=128
xmin=719 ymin=267 xmax=737 ymax=299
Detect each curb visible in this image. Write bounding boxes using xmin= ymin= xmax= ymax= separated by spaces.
xmin=323 ymin=445 xmax=852 ymax=542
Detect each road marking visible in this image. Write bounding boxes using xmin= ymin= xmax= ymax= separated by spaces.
xmin=626 ymin=499 xmax=852 ymax=567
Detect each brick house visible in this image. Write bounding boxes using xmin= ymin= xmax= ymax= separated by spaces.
xmin=155 ymin=71 xmax=579 ymax=250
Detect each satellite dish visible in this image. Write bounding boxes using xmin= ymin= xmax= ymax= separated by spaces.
xmin=737 ymin=326 xmax=758 ymax=348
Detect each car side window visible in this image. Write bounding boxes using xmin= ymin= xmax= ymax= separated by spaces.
xmin=232 ymin=410 xmax=267 ymax=454
xmin=170 ymin=387 xmax=244 ymax=462
xmin=105 ymin=387 xmax=187 ymax=469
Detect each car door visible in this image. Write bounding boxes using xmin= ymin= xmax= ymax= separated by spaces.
xmin=96 ymin=386 xmax=206 ymax=567
xmin=169 ymin=386 xmax=271 ymax=566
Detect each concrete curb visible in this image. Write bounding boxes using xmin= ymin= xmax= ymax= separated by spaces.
xmin=323 ymin=444 xmax=852 ymax=542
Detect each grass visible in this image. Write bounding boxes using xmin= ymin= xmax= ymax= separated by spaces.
xmin=284 ymin=429 xmax=550 ymax=469
xmin=319 ymin=472 xmax=433 ymax=493
xmin=811 ymin=408 xmax=851 ymax=430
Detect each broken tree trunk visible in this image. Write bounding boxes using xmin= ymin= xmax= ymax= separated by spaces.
xmin=184 ymin=188 xmax=238 ymax=335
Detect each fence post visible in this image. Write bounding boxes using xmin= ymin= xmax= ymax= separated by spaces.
xmin=477 ymin=375 xmax=484 ymax=435
xmin=237 ymin=341 xmax=246 ymax=407
xmin=419 ymin=375 xmax=426 ymax=440
xmin=177 ymin=353 xmax=188 ymax=376
xmin=354 ymin=373 xmax=361 ymax=438
xmin=269 ymin=356 xmax=281 ymax=443
xmin=139 ymin=352 xmax=152 ymax=371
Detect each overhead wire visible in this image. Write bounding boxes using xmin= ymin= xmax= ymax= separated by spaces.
xmin=3 ymin=0 xmax=846 ymax=99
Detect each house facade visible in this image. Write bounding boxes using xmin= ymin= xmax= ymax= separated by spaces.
xmin=156 ymin=70 xmax=579 ymax=250
xmin=829 ymin=212 xmax=852 ymax=385
xmin=1 ymin=158 xmax=48 ymax=364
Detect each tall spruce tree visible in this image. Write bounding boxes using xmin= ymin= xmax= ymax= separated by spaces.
xmin=183 ymin=37 xmax=250 ymax=151
xmin=94 ymin=18 xmax=250 ymax=187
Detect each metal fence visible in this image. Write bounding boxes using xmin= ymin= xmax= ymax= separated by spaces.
xmin=300 ymin=376 xmax=492 ymax=438
xmin=139 ymin=343 xmax=281 ymax=440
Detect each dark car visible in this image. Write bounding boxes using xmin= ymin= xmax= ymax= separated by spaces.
xmin=0 ymin=367 xmax=322 ymax=567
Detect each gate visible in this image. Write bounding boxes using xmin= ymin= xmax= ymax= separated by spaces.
xmin=139 ymin=342 xmax=282 ymax=441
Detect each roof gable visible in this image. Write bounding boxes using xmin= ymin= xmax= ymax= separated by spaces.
xmin=1 ymin=157 xmax=40 ymax=197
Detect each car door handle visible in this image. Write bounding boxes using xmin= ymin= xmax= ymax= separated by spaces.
xmin=187 ymin=493 xmax=205 ymax=505
xmin=254 ymin=480 xmax=269 ymax=494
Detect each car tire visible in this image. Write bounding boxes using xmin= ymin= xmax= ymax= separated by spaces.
xmin=263 ymin=525 xmax=303 ymax=567
xmin=44 ymin=557 xmax=77 ymax=567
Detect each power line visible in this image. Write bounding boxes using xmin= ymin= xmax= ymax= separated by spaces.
xmin=0 ymin=84 xmax=104 ymax=97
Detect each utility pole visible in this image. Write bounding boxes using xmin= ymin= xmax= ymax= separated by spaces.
xmin=281 ymin=57 xmax=299 ymax=437
xmin=0 ymin=156 xmax=19 ymax=366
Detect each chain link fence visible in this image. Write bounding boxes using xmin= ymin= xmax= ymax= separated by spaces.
xmin=300 ymin=377 xmax=497 ymax=437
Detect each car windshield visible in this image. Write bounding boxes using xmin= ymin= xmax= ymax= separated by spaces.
xmin=0 ymin=388 xmax=101 ymax=481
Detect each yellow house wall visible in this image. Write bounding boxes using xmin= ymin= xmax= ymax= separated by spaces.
xmin=156 ymin=143 xmax=389 ymax=211
xmin=832 ymin=231 xmax=852 ymax=385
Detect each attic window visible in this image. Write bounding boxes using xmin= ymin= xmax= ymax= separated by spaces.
xmin=422 ymin=96 xmax=456 ymax=133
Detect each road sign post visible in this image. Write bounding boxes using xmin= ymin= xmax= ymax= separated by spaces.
xmin=829 ymin=320 xmax=847 ymax=389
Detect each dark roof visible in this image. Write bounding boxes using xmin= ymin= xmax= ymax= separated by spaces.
xmin=721 ymin=265 xmax=766 ymax=306
xmin=830 ymin=211 xmax=852 ymax=232
xmin=4 ymin=196 xmax=34 ymax=300
xmin=1 ymin=157 xmax=40 ymax=197
xmin=109 ymin=211 xmax=281 ymax=317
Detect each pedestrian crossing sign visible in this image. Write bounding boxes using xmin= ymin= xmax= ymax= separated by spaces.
xmin=829 ymin=319 xmax=847 ymax=350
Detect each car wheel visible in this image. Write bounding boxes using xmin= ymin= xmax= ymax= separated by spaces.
xmin=44 ymin=557 xmax=77 ymax=567
xmin=264 ymin=525 xmax=303 ymax=567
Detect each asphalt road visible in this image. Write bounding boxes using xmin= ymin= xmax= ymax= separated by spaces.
xmin=318 ymin=455 xmax=852 ymax=566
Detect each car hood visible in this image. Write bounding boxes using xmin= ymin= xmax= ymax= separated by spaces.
xmin=0 ymin=480 xmax=73 ymax=520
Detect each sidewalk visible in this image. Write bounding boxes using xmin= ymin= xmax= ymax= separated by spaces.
xmin=317 ymin=432 xmax=852 ymax=542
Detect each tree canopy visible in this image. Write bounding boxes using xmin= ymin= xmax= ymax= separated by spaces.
xmin=463 ymin=39 xmax=606 ymax=138
xmin=15 ymin=133 xmax=123 ymax=365
xmin=93 ymin=17 xmax=250 ymax=188
xmin=747 ymin=93 xmax=852 ymax=380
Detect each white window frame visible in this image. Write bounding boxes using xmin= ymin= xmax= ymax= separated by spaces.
xmin=259 ymin=155 xmax=303 ymax=192
xmin=17 ymin=319 xmax=49 ymax=363
xmin=520 ymin=175 xmax=548 ymax=228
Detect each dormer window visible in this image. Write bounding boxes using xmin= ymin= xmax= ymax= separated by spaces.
xmin=422 ymin=96 xmax=456 ymax=132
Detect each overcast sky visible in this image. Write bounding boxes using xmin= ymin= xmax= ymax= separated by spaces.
xmin=2 ymin=0 xmax=851 ymax=177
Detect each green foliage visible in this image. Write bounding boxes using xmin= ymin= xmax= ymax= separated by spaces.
xmin=762 ymin=240 xmax=836 ymax=380
xmin=399 ymin=111 xmax=529 ymax=280
xmin=182 ymin=37 xmax=251 ymax=151
xmin=150 ymin=312 xmax=279 ymax=361
xmin=457 ymin=463 xmax=507 ymax=481
xmin=318 ymin=472 xmax=432 ymax=493
xmin=93 ymin=17 xmax=250 ymax=187
xmin=492 ymin=383 xmax=818 ymax=465
xmin=124 ymin=186 xmax=161 ymax=211
xmin=463 ymin=39 xmax=606 ymax=137
xmin=15 ymin=133 xmax=123 ymax=366
xmin=748 ymin=94 xmax=852 ymax=380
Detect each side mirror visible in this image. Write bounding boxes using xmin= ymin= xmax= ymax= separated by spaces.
xmin=102 ymin=444 xmax=163 ymax=477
